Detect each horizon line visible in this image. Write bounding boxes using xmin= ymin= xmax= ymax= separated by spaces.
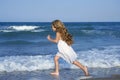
xmin=0 ymin=21 xmax=120 ymax=23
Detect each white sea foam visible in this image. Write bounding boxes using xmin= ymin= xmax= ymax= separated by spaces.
xmin=0 ymin=55 xmax=54 ymax=72
xmin=71 ymin=45 xmax=120 ymax=68
xmin=31 ymin=29 xmax=45 ymax=32
xmin=8 ymin=26 xmax=39 ymax=31
xmin=0 ymin=26 xmax=45 ymax=32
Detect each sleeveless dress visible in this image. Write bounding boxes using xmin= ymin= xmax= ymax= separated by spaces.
xmin=56 ymin=40 xmax=77 ymax=64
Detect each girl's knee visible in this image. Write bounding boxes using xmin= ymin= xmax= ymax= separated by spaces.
xmin=54 ymin=56 xmax=59 ymax=61
xmin=72 ymin=60 xmax=77 ymax=64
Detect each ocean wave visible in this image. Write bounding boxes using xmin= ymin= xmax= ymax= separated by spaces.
xmin=0 ymin=25 xmax=45 ymax=32
xmin=0 ymin=45 xmax=120 ymax=72
xmin=0 ymin=55 xmax=54 ymax=72
xmin=8 ymin=26 xmax=39 ymax=31
xmin=75 ymin=45 xmax=120 ymax=68
xmin=79 ymin=29 xmax=120 ymax=38
xmin=0 ymin=40 xmax=34 ymax=45
xmin=0 ymin=40 xmax=49 ymax=45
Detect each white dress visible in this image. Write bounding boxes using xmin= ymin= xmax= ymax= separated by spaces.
xmin=56 ymin=40 xmax=77 ymax=64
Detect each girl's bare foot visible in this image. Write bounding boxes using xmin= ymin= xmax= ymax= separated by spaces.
xmin=84 ymin=66 xmax=89 ymax=76
xmin=50 ymin=72 xmax=59 ymax=76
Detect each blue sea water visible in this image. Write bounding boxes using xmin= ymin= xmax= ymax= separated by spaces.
xmin=0 ymin=22 xmax=120 ymax=72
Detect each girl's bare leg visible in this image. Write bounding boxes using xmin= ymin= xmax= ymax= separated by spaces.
xmin=51 ymin=56 xmax=60 ymax=76
xmin=73 ymin=60 xmax=89 ymax=76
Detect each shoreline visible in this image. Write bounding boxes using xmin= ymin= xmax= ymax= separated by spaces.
xmin=0 ymin=68 xmax=120 ymax=80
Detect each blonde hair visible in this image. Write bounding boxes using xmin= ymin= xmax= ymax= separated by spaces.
xmin=52 ymin=20 xmax=73 ymax=45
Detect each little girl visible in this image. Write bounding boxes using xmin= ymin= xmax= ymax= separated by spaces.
xmin=47 ymin=20 xmax=89 ymax=76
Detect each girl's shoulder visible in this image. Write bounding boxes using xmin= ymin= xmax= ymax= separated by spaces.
xmin=56 ymin=32 xmax=61 ymax=35
xmin=56 ymin=32 xmax=62 ymax=40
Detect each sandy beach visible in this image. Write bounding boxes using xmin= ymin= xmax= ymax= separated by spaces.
xmin=0 ymin=68 xmax=120 ymax=80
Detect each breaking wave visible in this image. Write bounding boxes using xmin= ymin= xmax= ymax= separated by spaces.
xmin=0 ymin=45 xmax=120 ymax=72
xmin=0 ymin=26 xmax=45 ymax=32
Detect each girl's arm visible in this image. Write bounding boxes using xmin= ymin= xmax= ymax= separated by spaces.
xmin=47 ymin=32 xmax=61 ymax=43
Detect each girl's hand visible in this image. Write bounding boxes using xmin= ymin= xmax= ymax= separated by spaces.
xmin=47 ymin=35 xmax=51 ymax=40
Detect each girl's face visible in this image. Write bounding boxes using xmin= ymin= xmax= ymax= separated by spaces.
xmin=52 ymin=25 xmax=56 ymax=31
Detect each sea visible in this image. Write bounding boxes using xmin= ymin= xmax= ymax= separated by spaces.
xmin=0 ymin=22 xmax=120 ymax=72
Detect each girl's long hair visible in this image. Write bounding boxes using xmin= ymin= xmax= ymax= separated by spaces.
xmin=52 ymin=20 xmax=73 ymax=45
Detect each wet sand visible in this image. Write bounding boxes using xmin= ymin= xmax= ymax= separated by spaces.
xmin=0 ymin=68 xmax=120 ymax=80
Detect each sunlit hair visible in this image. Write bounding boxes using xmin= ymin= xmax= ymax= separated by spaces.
xmin=52 ymin=20 xmax=73 ymax=45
